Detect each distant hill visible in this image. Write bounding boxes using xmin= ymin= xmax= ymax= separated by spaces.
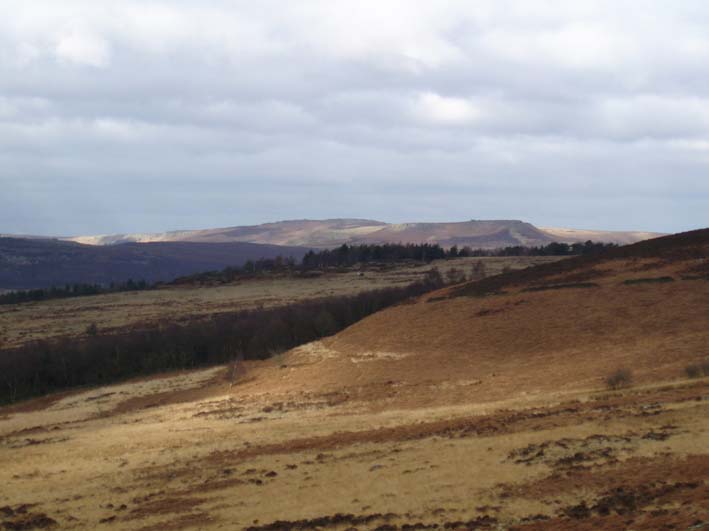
xmin=0 ymin=238 xmax=308 ymax=290
xmin=66 ymin=219 xmax=665 ymax=248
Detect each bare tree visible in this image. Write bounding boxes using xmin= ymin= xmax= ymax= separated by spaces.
xmin=469 ymin=260 xmax=487 ymax=281
xmin=230 ymin=350 xmax=245 ymax=387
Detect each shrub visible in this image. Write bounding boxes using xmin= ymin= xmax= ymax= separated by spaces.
xmin=445 ymin=267 xmax=466 ymax=284
xmin=469 ymin=260 xmax=487 ymax=281
xmin=685 ymin=364 xmax=701 ymax=378
xmin=606 ymin=368 xmax=633 ymax=390
xmin=685 ymin=361 xmax=709 ymax=378
xmin=424 ymin=267 xmax=443 ymax=286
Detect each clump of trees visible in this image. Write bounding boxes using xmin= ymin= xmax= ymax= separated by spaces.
xmin=301 ymin=241 xmax=618 ymax=269
xmin=302 ymin=243 xmax=448 ymax=268
xmin=173 ymin=256 xmax=299 ymax=284
xmin=0 ymin=274 xmax=444 ymax=404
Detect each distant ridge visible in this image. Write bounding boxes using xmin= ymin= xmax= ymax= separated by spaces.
xmin=64 ymin=219 xmax=665 ymax=249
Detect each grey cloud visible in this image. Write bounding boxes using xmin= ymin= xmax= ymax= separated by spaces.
xmin=1 ymin=0 xmax=708 ymax=236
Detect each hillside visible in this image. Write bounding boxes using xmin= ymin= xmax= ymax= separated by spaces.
xmin=541 ymin=226 xmax=665 ymax=245
xmin=66 ymin=219 xmax=664 ymax=249
xmin=0 ymin=230 xmax=706 ymax=530
xmin=0 ymin=238 xmax=308 ymax=290
xmin=298 ymin=228 xmax=709 ymax=406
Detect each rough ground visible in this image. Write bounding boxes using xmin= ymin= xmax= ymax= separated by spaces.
xmin=0 ymin=367 xmax=706 ymax=530
xmin=0 ymin=231 xmax=707 ymax=530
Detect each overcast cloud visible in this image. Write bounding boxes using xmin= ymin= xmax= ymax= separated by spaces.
xmin=1 ymin=0 xmax=708 ymax=235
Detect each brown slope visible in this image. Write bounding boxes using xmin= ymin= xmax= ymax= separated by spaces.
xmin=259 ymin=228 xmax=709 ymax=410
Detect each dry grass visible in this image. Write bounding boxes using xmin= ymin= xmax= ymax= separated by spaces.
xmin=0 ymin=363 xmax=706 ymax=530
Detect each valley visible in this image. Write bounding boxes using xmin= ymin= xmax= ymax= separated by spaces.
xmin=0 ymin=256 xmax=559 ymax=349
xmin=0 ymin=230 xmax=706 ymax=530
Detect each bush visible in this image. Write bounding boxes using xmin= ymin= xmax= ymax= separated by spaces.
xmin=606 ymin=368 xmax=633 ymax=390
xmin=445 ymin=267 xmax=466 ymax=284
xmin=685 ymin=361 xmax=709 ymax=378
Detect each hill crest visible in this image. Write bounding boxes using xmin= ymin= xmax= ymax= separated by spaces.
xmin=65 ymin=218 xmax=665 ymax=249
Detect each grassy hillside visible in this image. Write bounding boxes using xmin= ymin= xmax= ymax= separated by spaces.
xmin=216 ymin=228 xmax=709 ymax=409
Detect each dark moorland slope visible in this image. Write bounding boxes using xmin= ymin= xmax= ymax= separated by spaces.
xmin=0 ymin=237 xmax=308 ymax=289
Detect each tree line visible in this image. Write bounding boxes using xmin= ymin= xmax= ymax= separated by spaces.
xmin=0 ymin=271 xmax=444 ymax=404
xmin=172 ymin=256 xmax=299 ymax=285
xmin=466 ymin=240 xmax=618 ymax=257
xmin=301 ymin=240 xmax=618 ymax=268
xmin=0 ymin=279 xmax=152 ymax=306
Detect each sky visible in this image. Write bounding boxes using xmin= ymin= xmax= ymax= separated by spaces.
xmin=1 ymin=1 xmax=708 ymax=236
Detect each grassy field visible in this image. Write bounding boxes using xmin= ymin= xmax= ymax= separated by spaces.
xmin=0 ymin=346 xmax=705 ymax=530
xmin=0 ymin=256 xmax=561 ymax=348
